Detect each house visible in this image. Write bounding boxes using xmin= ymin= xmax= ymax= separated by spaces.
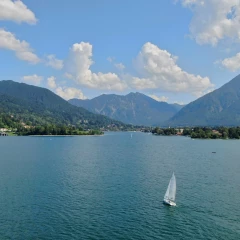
xmin=212 ymin=130 xmax=221 ymax=136
xmin=176 ymin=128 xmax=184 ymax=135
xmin=0 ymin=132 xmax=8 ymax=136
xmin=0 ymin=128 xmax=8 ymax=132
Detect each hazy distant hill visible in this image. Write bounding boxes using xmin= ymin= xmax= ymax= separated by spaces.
xmin=69 ymin=92 xmax=183 ymax=126
xmin=167 ymin=74 xmax=240 ymax=126
xmin=0 ymin=80 xmax=124 ymax=128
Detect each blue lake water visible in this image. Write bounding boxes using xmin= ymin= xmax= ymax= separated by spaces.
xmin=0 ymin=132 xmax=239 ymax=239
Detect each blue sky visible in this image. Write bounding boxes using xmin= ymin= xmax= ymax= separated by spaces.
xmin=1 ymin=0 xmax=240 ymax=104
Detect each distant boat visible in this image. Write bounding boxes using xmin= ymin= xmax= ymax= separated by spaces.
xmin=131 ymin=133 xmax=133 ymax=138
xmin=163 ymin=172 xmax=176 ymax=206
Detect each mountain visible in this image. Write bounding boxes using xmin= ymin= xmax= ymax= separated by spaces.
xmin=0 ymin=80 xmax=124 ymax=128
xmin=69 ymin=92 xmax=182 ymax=126
xmin=171 ymin=103 xmax=185 ymax=111
xmin=167 ymin=74 xmax=240 ymax=126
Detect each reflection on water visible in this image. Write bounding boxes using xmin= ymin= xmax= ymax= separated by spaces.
xmin=0 ymin=133 xmax=239 ymax=239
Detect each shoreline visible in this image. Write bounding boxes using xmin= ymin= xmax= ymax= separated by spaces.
xmin=28 ymin=134 xmax=104 ymax=137
xmin=153 ymin=134 xmax=235 ymax=140
xmin=1 ymin=134 xmax=104 ymax=137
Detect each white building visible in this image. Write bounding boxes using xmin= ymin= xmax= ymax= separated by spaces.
xmin=0 ymin=128 xmax=8 ymax=132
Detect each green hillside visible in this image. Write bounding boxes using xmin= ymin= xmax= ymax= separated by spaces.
xmin=0 ymin=80 xmax=125 ymax=129
xmin=167 ymin=74 xmax=240 ymax=126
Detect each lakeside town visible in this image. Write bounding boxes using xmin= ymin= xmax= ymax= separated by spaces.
xmin=2 ymin=124 xmax=240 ymax=139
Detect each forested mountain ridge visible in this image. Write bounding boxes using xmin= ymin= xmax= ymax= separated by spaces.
xmin=69 ymin=92 xmax=183 ymax=126
xmin=167 ymin=74 xmax=240 ymax=126
xmin=0 ymin=80 xmax=125 ymax=128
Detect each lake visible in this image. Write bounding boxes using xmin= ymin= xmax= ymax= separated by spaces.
xmin=0 ymin=132 xmax=239 ymax=239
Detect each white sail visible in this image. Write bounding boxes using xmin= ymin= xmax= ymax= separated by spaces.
xmin=164 ymin=173 xmax=176 ymax=201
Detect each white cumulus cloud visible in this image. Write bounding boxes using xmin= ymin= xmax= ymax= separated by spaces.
xmin=221 ymin=52 xmax=240 ymax=71
xmin=22 ymin=74 xmax=43 ymax=85
xmin=149 ymin=95 xmax=169 ymax=102
xmin=179 ymin=0 xmax=240 ymax=46
xmin=46 ymin=76 xmax=86 ymax=100
xmin=65 ymin=42 xmax=127 ymax=91
xmin=47 ymin=76 xmax=57 ymax=89
xmin=62 ymin=41 xmax=213 ymax=97
xmin=0 ymin=28 xmax=40 ymax=64
xmin=56 ymin=86 xmax=87 ymax=100
xmin=0 ymin=0 xmax=37 ymax=24
xmin=45 ymin=55 xmax=63 ymax=70
xmin=131 ymin=42 xmax=213 ymax=96
xmin=114 ymin=62 xmax=125 ymax=70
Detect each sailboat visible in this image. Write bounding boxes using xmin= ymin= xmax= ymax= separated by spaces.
xmin=163 ymin=172 xmax=176 ymax=206
xmin=131 ymin=133 xmax=133 ymax=138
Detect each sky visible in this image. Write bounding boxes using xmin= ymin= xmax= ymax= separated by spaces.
xmin=1 ymin=0 xmax=240 ymax=104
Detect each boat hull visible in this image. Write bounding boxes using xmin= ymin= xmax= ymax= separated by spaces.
xmin=163 ymin=199 xmax=176 ymax=206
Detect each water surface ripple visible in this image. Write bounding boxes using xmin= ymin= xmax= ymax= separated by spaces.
xmin=0 ymin=132 xmax=239 ymax=239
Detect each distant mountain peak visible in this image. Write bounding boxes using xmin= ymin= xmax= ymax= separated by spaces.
xmin=69 ymin=92 xmax=183 ymax=126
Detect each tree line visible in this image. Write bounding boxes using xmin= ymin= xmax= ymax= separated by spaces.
xmin=152 ymin=127 xmax=177 ymax=135
xmin=17 ymin=124 xmax=103 ymax=136
xmin=183 ymin=127 xmax=240 ymax=139
xmin=152 ymin=126 xmax=240 ymax=139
